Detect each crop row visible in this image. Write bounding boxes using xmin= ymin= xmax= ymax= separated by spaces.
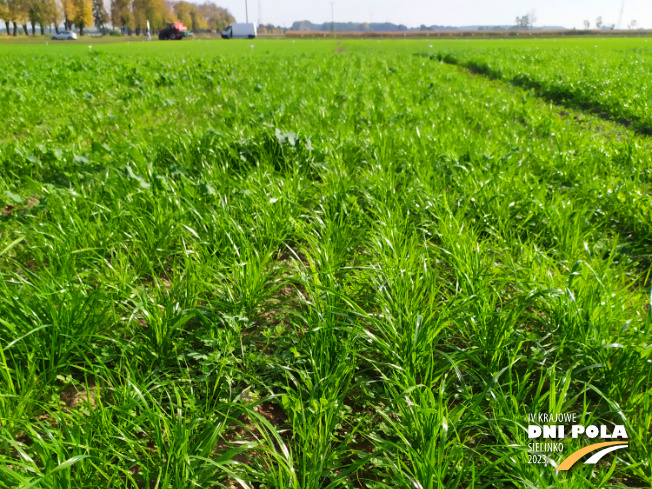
xmin=432 ymin=41 xmax=652 ymax=133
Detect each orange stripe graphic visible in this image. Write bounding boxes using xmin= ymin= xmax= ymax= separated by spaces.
xmin=557 ymin=441 xmax=628 ymax=471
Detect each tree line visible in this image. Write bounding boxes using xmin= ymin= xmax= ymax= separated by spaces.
xmin=583 ymin=17 xmax=637 ymax=30
xmin=0 ymin=0 xmax=234 ymax=36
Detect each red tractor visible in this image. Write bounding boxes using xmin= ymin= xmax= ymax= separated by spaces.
xmin=158 ymin=22 xmax=192 ymax=40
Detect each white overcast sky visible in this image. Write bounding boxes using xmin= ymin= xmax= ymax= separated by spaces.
xmin=218 ymin=0 xmax=651 ymax=29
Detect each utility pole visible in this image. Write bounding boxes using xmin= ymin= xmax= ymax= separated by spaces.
xmin=258 ymin=0 xmax=262 ymax=26
xmin=331 ymin=1 xmax=334 ymax=37
xmin=245 ymin=0 xmax=249 ymax=23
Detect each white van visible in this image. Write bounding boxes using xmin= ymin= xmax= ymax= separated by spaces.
xmin=221 ymin=23 xmax=257 ymax=39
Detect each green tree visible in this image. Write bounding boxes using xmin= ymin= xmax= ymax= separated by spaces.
xmin=92 ymin=0 xmax=107 ymax=32
xmin=515 ymin=15 xmax=529 ymax=29
xmin=515 ymin=12 xmax=536 ymax=30
xmin=27 ymin=0 xmax=48 ymax=34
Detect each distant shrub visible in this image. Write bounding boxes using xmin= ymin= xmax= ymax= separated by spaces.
xmin=108 ymin=29 xmax=123 ymax=37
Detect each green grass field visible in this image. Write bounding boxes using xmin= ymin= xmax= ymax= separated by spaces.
xmin=0 ymin=38 xmax=651 ymax=488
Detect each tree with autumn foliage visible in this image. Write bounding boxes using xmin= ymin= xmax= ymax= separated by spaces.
xmin=132 ymin=0 xmax=169 ymax=34
xmin=105 ymin=0 xmax=232 ymax=36
xmin=198 ymin=2 xmax=232 ymax=32
xmin=258 ymin=24 xmax=283 ymax=35
xmin=10 ymin=0 xmax=31 ymax=35
xmin=171 ymin=1 xmax=232 ymax=33
xmin=46 ymin=0 xmax=63 ymax=32
xmin=72 ymin=0 xmax=92 ymax=34
xmin=2 ymin=0 xmax=62 ymax=35
xmin=110 ymin=0 xmax=131 ymax=32
xmin=0 ymin=0 xmax=9 ymax=34
xmin=60 ymin=0 xmax=76 ymax=29
xmin=172 ymin=0 xmax=189 ymax=27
